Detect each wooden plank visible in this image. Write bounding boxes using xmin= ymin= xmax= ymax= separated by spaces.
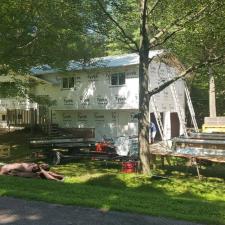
xmin=204 ymin=116 xmax=225 ymax=125
xmin=60 ymin=128 xmax=95 ymax=138
xmin=189 ymin=132 xmax=225 ymax=140
xmin=30 ymin=137 xmax=96 ymax=149
xmin=150 ymin=150 xmax=225 ymax=163
xmin=174 ymin=138 xmax=225 ymax=145
xmin=30 ymin=138 xmax=95 ymax=145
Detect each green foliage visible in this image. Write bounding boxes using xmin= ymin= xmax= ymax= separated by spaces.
xmin=162 ymin=1 xmax=225 ymax=117
xmin=0 ymin=0 xmax=106 ymax=72
xmin=0 ymin=82 xmax=21 ymax=98
xmin=88 ymin=0 xmax=225 ymax=172
xmin=1 ymin=0 xmax=225 ymax=115
xmin=86 ymin=0 xmax=139 ymax=54
xmin=91 ymin=1 xmax=225 ymax=125
xmin=0 ymin=0 xmax=108 ymax=98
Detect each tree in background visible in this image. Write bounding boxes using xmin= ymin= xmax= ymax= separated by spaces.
xmin=164 ymin=0 xmax=225 ymax=122
xmin=0 ymin=0 xmax=107 ymax=102
xmin=0 ymin=0 xmax=106 ymax=72
xmin=89 ymin=0 xmax=225 ymax=173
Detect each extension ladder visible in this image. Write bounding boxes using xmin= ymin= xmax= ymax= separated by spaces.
xmin=165 ymin=70 xmax=188 ymax=137
xmin=184 ymin=81 xmax=199 ymax=132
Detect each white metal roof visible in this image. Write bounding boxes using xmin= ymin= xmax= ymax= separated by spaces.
xmin=31 ymin=50 xmax=164 ymax=75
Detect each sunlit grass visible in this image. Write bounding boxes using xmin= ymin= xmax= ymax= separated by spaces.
xmin=1 ymin=160 xmax=225 ymax=224
xmin=1 ymin=130 xmax=225 ymax=224
xmin=53 ymin=161 xmax=225 ymax=197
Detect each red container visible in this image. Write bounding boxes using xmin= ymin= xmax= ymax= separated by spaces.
xmin=95 ymin=142 xmax=108 ymax=152
xmin=121 ymin=161 xmax=138 ymax=173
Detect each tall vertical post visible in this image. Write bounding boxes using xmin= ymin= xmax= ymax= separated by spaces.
xmin=209 ymin=67 xmax=217 ymax=117
xmin=139 ymin=0 xmax=151 ymax=174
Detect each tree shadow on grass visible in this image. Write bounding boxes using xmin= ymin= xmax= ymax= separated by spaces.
xmin=156 ymin=164 xmax=225 ymax=180
xmin=1 ymin=146 xmax=225 ymax=225
xmin=152 ymin=156 xmax=225 ymax=180
xmin=51 ymin=160 xmax=121 ymax=177
xmin=0 ymin=173 xmax=225 ymax=225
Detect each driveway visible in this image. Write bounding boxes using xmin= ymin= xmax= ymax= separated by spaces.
xmin=0 ymin=197 xmax=204 ymax=225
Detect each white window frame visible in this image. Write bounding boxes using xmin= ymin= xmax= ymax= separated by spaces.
xmin=62 ymin=77 xmax=74 ymax=89
xmin=110 ymin=73 xmax=126 ymax=86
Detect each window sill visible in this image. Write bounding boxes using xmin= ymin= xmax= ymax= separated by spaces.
xmin=109 ymin=84 xmax=126 ymax=88
xmin=61 ymin=88 xmax=75 ymax=91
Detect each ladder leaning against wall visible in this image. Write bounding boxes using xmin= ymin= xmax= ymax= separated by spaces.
xmin=166 ymin=66 xmax=198 ymax=136
xmin=169 ymin=81 xmax=188 ymax=137
xmin=184 ymin=81 xmax=199 ymax=132
xmin=149 ymin=94 xmax=172 ymax=151
xmin=169 ymin=80 xmax=199 ymax=135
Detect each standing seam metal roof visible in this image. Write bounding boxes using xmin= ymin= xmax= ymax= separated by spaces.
xmin=31 ymin=50 xmax=164 ymax=75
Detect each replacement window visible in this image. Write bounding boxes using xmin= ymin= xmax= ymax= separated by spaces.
xmin=111 ymin=73 xmax=125 ymax=86
xmin=62 ymin=77 xmax=74 ymax=89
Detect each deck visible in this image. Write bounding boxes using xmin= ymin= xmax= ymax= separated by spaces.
xmin=150 ymin=135 xmax=225 ymax=164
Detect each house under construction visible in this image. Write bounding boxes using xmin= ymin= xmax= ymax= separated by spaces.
xmin=31 ymin=50 xmax=197 ymax=142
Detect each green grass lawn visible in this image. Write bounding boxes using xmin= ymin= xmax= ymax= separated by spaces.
xmin=0 ymin=160 xmax=225 ymax=225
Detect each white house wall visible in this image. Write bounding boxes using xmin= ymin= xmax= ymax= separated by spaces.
xmin=51 ymin=109 xmax=138 ymax=140
xmin=35 ymin=67 xmax=139 ymax=110
xmin=148 ymin=63 xmax=185 ymax=112
xmin=35 ymin=62 xmax=185 ymax=112
xmin=33 ymin=60 xmax=185 ymax=140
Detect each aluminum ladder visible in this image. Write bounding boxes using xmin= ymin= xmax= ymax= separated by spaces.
xmin=149 ymin=93 xmax=172 ymax=150
xmin=184 ymin=81 xmax=199 ymax=132
xmin=166 ymin=72 xmax=188 ymax=137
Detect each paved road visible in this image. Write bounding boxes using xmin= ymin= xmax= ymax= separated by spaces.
xmin=0 ymin=197 xmax=203 ymax=225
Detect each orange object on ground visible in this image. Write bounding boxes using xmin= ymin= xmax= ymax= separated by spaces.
xmin=121 ymin=161 xmax=138 ymax=173
xmin=95 ymin=142 xmax=110 ymax=152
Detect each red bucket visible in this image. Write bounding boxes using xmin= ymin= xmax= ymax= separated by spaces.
xmin=121 ymin=161 xmax=138 ymax=173
xmin=95 ymin=142 xmax=109 ymax=152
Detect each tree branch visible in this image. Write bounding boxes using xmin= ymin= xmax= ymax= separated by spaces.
xmin=96 ymin=0 xmax=139 ymax=52
xmin=148 ymin=0 xmax=161 ymax=15
xmin=148 ymin=55 xmax=225 ymax=97
xmin=17 ymin=36 xmax=38 ymax=49
xmin=152 ymin=27 xmax=183 ymax=48
xmin=149 ymin=2 xmax=212 ymax=47
xmin=89 ymin=27 xmax=138 ymax=52
xmin=151 ymin=0 xmax=225 ymax=48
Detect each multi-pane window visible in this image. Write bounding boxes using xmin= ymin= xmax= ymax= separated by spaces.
xmin=62 ymin=77 xmax=74 ymax=89
xmin=110 ymin=73 xmax=125 ymax=86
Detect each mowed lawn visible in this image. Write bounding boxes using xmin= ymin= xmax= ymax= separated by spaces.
xmin=0 ymin=160 xmax=225 ymax=225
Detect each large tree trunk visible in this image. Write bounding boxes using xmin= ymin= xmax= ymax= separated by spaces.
xmin=139 ymin=0 xmax=151 ymax=174
xmin=209 ymin=67 xmax=216 ymax=117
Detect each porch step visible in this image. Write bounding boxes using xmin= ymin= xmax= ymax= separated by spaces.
xmin=48 ymin=124 xmax=63 ymax=137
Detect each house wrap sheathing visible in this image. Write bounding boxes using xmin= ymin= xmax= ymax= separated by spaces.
xmin=32 ymin=50 xmax=185 ymax=141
